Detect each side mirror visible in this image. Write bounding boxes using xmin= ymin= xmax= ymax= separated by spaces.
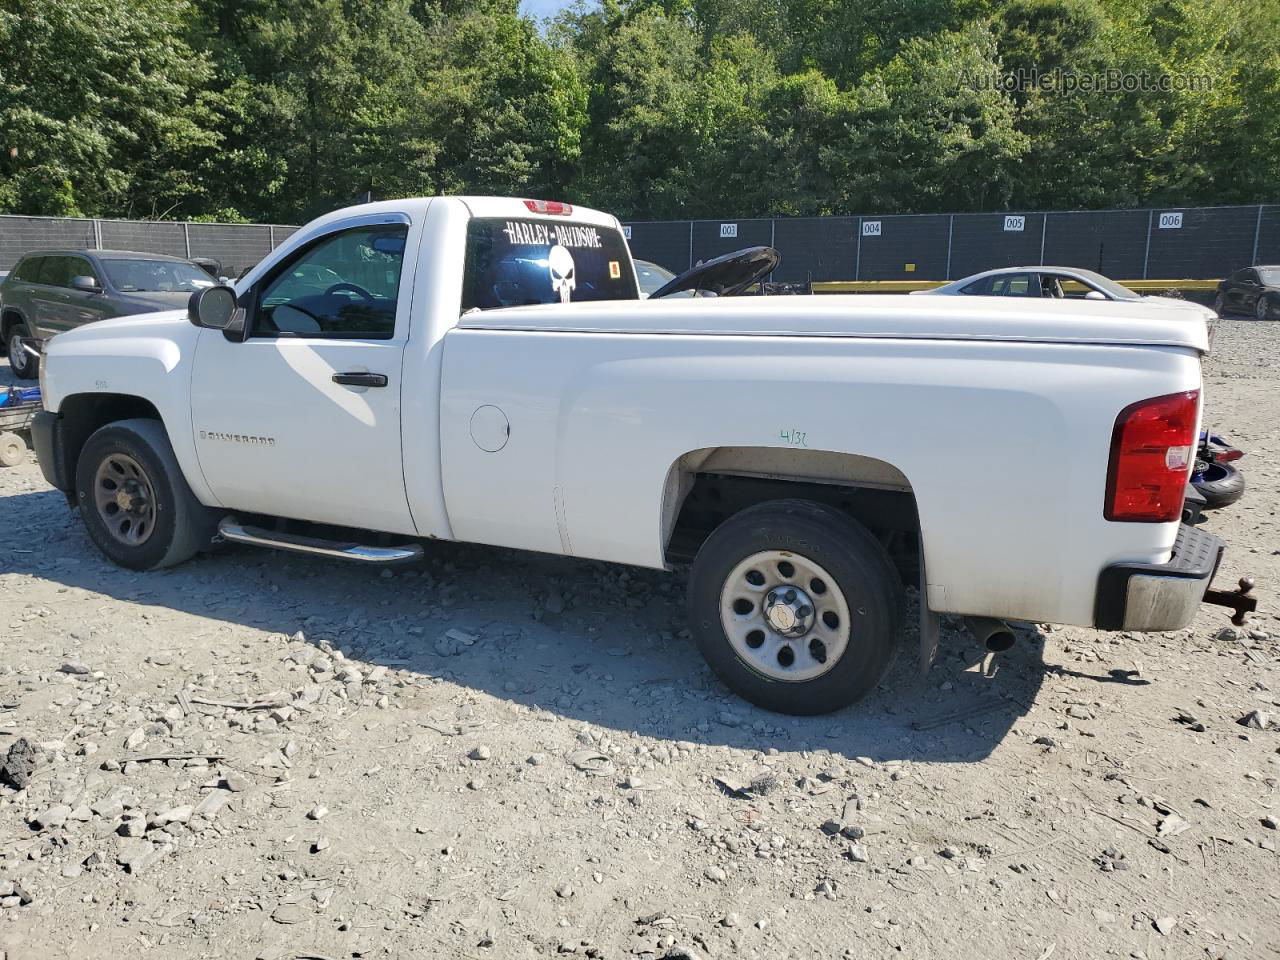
xmin=71 ymin=275 xmax=101 ymax=293
xmin=188 ymin=285 xmax=240 ymax=330
xmin=1084 ymin=290 xmax=1107 ymax=300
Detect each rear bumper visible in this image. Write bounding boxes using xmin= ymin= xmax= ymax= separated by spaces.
xmin=31 ymin=409 xmax=68 ymax=491
xmin=1095 ymin=523 xmax=1223 ymax=631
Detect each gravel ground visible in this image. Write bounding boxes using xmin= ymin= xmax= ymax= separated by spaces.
xmin=1 ymin=317 xmax=1277 ymax=960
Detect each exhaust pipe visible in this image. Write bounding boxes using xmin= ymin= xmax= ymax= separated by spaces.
xmin=965 ymin=616 xmax=1017 ymax=653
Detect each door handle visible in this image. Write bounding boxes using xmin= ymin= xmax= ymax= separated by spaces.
xmin=332 ymin=372 xmax=388 ymax=388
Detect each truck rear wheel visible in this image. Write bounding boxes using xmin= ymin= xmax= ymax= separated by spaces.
xmin=75 ymin=418 xmax=218 ymax=570
xmin=688 ymin=499 xmax=902 ymax=715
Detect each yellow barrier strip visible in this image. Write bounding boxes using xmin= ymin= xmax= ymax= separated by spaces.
xmin=812 ymin=278 xmax=1220 ymax=293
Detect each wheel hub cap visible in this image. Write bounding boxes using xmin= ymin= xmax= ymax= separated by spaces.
xmin=764 ymin=586 xmax=814 ymax=637
xmin=718 ymin=550 xmax=853 ymax=683
xmin=93 ymin=453 xmax=157 ymax=546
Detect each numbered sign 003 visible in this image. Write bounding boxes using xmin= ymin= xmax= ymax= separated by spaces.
xmin=719 ymin=223 xmax=738 ymax=239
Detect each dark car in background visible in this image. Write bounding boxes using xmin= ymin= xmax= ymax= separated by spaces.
xmin=0 ymin=249 xmax=215 ymax=379
xmin=1215 ymin=265 xmax=1280 ymax=320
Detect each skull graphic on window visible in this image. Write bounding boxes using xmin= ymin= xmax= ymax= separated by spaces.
xmin=547 ymin=244 xmax=576 ymax=303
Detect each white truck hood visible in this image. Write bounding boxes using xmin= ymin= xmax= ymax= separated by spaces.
xmin=459 ymin=294 xmax=1210 ymax=353
xmin=51 ymin=309 xmax=191 ymax=344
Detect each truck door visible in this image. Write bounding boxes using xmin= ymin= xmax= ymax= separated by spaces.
xmin=189 ymin=217 xmax=418 ymax=536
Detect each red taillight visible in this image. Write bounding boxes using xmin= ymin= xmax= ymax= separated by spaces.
xmin=1105 ymin=390 xmax=1199 ymax=522
xmin=523 ymin=199 xmax=573 ymax=216
xmin=1218 ymin=448 xmax=1243 ymax=462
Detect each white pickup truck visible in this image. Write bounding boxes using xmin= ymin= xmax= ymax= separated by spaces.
xmin=29 ymin=196 xmax=1251 ymax=714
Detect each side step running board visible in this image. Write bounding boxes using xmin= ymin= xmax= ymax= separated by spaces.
xmin=216 ymin=518 xmax=424 ymax=564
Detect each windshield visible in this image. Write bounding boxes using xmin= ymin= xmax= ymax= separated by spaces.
xmin=635 ymin=260 xmax=676 ymax=297
xmin=461 ymin=217 xmax=639 ymax=310
xmin=1258 ymin=268 xmax=1280 ymax=285
xmin=103 ymin=259 xmax=215 ymax=293
xmin=1069 ymin=269 xmax=1140 ymax=300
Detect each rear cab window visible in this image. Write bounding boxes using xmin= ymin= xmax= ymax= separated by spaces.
xmin=461 ymin=216 xmax=639 ymax=311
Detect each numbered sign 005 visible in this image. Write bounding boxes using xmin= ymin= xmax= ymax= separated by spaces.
xmin=1003 ymin=215 xmax=1026 ymax=232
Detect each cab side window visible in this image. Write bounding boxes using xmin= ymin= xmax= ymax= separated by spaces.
xmin=36 ymin=256 xmax=74 ymax=287
xmin=253 ymin=225 xmax=408 ymax=339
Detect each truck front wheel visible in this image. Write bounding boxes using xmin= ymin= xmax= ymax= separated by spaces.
xmin=688 ymin=499 xmax=902 ymax=715
xmin=75 ymin=419 xmax=218 ymax=570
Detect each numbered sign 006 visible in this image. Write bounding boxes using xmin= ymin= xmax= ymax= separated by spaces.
xmin=1158 ymin=212 xmax=1183 ymax=229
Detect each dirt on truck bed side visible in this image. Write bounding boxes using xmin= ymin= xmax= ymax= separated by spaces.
xmin=0 ymin=320 xmax=1277 ymax=960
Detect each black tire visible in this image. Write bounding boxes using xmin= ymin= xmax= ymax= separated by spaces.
xmin=1257 ymin=296 xmax=1275 ymax=321
xmin=688 ymin=499 xmax=902 ymax=715
xmin=1212 ymin=293 xmax=1227 ymax=315
xmin=75 ymin=418 xmax=219 ymax=570
xmin=6 ymin=321 xmax=38 ymax=380
xmin=1193 ymin=462 xmax=1245 ymax=510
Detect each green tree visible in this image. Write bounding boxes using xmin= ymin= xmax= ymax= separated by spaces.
xmin=403 ymin=6 xmax=587 ymax=199
xmin=837 ymin=24 xmax=1029 ymax=212
xmin=0 ymin=0 xmax=214 ymax=216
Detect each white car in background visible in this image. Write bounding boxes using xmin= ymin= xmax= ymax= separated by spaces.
xmin=915 ymin=265 xmax=1142 ymax=300
xmin=634 ymin=259 xmax=677 ymax=298
xmin=914 ymin=266 xmax=1218 ymax=331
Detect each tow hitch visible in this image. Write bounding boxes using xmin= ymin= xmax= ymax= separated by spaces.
xmin=1203 ymin=576 xmax=1258 ymax=626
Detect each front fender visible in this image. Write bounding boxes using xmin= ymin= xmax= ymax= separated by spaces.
xmin=41 ymin=314 xmax=215 ymax=506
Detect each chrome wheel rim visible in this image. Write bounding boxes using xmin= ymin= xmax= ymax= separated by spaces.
xmin=8 ymin=334 xmax=27 ymax=374
xmin=93 ymin=453 xmax=157 ymax=546
xmin=719 ymin=550 xmax=852 ymax=682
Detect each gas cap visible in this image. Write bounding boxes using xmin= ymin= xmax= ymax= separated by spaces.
xmin=470 ymin=405 xmax=510 ymax=452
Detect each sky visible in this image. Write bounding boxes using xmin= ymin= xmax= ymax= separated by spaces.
xmin=519 ymin=0 xmax=580 ymax=20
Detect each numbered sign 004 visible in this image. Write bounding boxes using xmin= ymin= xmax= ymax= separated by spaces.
xmin=862 ymin=220 xmax=882 ymax=237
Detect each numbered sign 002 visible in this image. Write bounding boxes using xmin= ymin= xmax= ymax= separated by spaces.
xmin=1003 ymin=215 xmax=1026 ymax=232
